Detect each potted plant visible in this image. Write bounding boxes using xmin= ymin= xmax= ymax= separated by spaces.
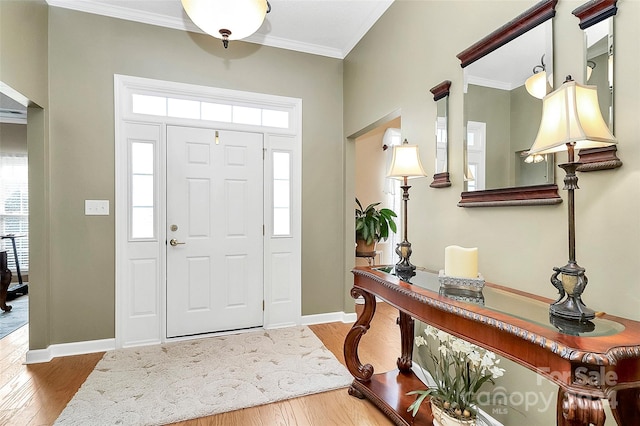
xmin=355 ymin=198 xmax=397 ymax=255
xmin=407 ymin=325 xmax=505 ymax=425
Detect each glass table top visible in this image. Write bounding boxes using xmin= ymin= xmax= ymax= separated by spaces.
xmin=373 ymin=266 xmax=624 ymax=337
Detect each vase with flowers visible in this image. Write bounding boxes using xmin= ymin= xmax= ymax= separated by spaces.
xmin=407 ymin=325 xmax=506 ymax=425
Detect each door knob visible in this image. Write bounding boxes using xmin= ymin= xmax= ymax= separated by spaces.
xmin=169 ymin=238 xmax=185 ymax=247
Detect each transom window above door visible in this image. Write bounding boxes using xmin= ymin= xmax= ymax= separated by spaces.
xmin=131 ymin=94 xmax=290 ymax=129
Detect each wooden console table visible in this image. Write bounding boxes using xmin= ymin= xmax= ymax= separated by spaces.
xmin=344 ymin=266 xmax=640 ymax=426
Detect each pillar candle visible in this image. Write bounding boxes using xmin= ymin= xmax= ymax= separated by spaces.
xmin=444 ymin=245 xmax=478 ymax=279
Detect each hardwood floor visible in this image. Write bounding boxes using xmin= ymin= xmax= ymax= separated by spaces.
xmin=0 ymin=302 xmax=400 ymax=425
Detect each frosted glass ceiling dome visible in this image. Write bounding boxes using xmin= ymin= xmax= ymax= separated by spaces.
xmin=181 ymin=0 xmax=270 ymax=48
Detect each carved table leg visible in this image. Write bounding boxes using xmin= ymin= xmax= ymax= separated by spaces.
xmin=609 ymin=387 xmax=640 ymax=425
xmin=396 ymin=311 xmax=414 ymax=372
xmin=344 ymin=287 xmax=377 ymax=398
xmin=0 ymin=251 xmax=12 ymax=312
xmin=557 ymin=388 xmax=605 ymax=426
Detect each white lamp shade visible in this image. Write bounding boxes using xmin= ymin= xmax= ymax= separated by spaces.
xmin=525 ymin=71 xmax=550 ymax=99
xmin=387 ymin=144 xmax=427 ymax=179
xmin=529 ymin=79 xmax=616 ymax=155
xmin=182 ymin=0 xmax=268 ymax=41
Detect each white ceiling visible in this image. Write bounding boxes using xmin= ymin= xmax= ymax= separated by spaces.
xmin=45 ymin=0 xmax=394 ymax=59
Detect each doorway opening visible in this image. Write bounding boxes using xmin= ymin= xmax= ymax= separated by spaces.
xmin=0 ymin=84 xmax=30 ymax=340
xmin=353 ymin=116 xmax=402 ymax=268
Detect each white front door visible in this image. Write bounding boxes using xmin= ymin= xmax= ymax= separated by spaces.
xmin=166 ymin=126 xmax=264 ymax=338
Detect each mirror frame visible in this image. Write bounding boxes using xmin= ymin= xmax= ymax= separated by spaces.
xmin=573 ymin=0 xmax=622 ymax=172
xmin=456 ymin=0 xmax=561 ymax=207
xmin=430 ymin=80 xmax=452 ymax=188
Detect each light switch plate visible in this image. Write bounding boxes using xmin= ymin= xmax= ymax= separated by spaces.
xmin=85 ymin=200 xmax=110 ymax=215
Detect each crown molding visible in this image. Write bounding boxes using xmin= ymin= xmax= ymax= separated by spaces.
xmin=45 ymin=0 xmax=391 ymax=59
xmin=46 ymin=0 xmax=196 ymax=33
xmin=245 ymin=33 xmax=344 ymax=59
xmin=464 ymin=75 xmax=513 ymax=93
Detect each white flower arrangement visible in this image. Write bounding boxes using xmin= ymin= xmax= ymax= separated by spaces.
xmin=408 ymin=325 xmax=506 ymax=421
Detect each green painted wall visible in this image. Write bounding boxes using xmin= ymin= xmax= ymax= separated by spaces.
xmin=0 ymin=0 xmax=48 ymax=106
xmin=44 ymin=7 xmax=345 ymax=344
xmin=0 ymin=0 xmax=50 ymax=350
xmin=0 ymin=123 xmax=27 ymax=154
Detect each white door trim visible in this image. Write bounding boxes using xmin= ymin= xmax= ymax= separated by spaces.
xmin=114 ymin=75 xmax=302 ymax=348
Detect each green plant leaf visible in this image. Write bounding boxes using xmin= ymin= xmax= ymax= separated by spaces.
xmin=379 ymin=216 xmax=389 ymax=240
xmin=379 ymin=208 xmax=397 ymax=218
xmin=363 ymin=202 xmax=381 ymax=213
xmin=406 ymin=390 xmax=433 ymax=417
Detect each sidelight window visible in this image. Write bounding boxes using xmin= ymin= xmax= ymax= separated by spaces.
xmin=130 ymin=142 xmax=155 ymax=239
xmin=272 ymin=151 xmax=291 ymax=236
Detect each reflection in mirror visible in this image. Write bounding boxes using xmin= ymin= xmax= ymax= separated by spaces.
xmin=585 ymin=18 xmax=613 ymax=129
xmin=457 ymin=0 xmax=561 ymax=207
xmin=463 ymin=20 xmax=554 ymax=192
xmin=515 ymin=149 xmax=553 ymax=187
xmin=573 ymin=0 xmax=622 ymax=171
xmin=430 ymin=81 xmax=451 ymax=188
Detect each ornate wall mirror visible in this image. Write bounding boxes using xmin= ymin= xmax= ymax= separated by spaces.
xmin=573 ymin=0 xmax=622 ymax=171
xmin=430 ymin=80 xmax=451 ymax=188
xmin=457 ymin=0 xmax=561 ymax=207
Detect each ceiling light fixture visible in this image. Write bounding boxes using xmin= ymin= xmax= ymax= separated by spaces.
xmin=525 ymin=55 xmax=552 ymax=99
xmin=181 ymin=0 xmax=271 ymax=49
xmin=524 ymin=153 xmax=545 ymax=164
xmin=586 ymin=60 xmax=596 ymax=81
xmin=521 ymin=150 xmax=545 ymax=164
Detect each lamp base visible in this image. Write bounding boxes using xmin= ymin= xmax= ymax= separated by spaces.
xmin=549 ymin=263 xmax=595 ymax=321
xmin=550 ymin=296 xmax=596 ymax=321
xmin=394 ymin=240 xmax=416 ymax=281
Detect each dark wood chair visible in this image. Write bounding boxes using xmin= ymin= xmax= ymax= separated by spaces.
xmin=0 ymin=251 xmax=12 ymax=312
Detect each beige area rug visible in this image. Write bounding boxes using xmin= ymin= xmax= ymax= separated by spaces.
xmin=55 ymin=326 xmax=353 ymax=425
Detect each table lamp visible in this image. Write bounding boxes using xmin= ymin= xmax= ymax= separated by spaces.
xmin=386 ymin=139 xmax=427 ymax=279
xmin=528 ymin=75 xmax=617 ymax=321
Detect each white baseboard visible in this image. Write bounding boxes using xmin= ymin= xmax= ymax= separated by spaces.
xmin=25 ymin=311 xmax=359 ymax=364
xmin=302 ymin=310 xmax=356 ymax=325
xmin=25 ymin=338 xmax=115 ymax=364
